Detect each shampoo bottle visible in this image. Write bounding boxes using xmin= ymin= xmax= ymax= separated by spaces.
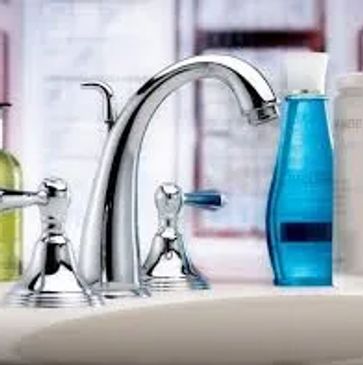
xmin=266 ymin=52 xmax=333 ymax=286
xmin=0 ymin=103 xmax=22 ymax=280
xmin=334 ymin=73 xmax=363 ymax=275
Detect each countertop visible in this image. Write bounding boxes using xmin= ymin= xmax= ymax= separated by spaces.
xmin=1 ymin=277 xmax=363 ymax=365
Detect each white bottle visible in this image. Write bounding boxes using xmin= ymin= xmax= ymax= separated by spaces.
xmin=334 ymin=73 xmax=363 ymax=275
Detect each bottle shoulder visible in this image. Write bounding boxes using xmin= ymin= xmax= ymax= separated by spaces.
xmin=0 ymin=150 xmax=21 ymax=167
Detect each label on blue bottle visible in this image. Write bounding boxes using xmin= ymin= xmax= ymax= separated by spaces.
xmin=280 ymin=222 xmax=332 ymax=242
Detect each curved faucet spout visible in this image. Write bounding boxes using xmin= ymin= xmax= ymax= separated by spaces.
xmin=79 ymin=54 xmax=278 ymax=297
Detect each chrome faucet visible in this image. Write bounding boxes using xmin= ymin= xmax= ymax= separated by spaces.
xmin=79 ymin=54 xmax=278 ymax=298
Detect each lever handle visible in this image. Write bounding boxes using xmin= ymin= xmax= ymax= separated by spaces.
xmin=155 ymin=183 xmax=226 ymax=220
xmin=0 ymin=189 xmax=45 ymax=211
xmin=184 ymin=190 xmax=226 ymax=211
xmin=81 ymin=81 xmax=115 ymax=130
xmin=0 ymin=177 xmax=69 ymax=234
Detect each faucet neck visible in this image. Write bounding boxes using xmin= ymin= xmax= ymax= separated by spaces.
xmin=79 ymin=55 xmax=278 ymax=296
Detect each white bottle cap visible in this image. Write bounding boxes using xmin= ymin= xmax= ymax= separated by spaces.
xmin=283 ymin=51 xmax=328 ymax=95
xmin=336 ymin=72 xmax=363 ymax=90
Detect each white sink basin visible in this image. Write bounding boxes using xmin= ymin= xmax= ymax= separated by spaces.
xmin=13 ymin=293 xmax=363 ymax=365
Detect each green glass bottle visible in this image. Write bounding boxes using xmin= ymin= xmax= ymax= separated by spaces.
xmin=0 ymin=103 xmax=22 ymax=281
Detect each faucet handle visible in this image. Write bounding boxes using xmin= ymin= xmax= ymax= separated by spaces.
xmin=3 ymin=177 xmax=102 ymax=308
xmin=0 ymin=177 xmax=67 ymax=227
xmin=0 ymin=177 xmax=75 ymax=244
xmin=142 ymin=182 xmax=226 ymax=292
xmin=37 ymin=178 xmax=69 ymax=233
xmin=183 ymin=190 xmax=226 ymax=211
xmin=81 ymin=81 xmax=116 ymax=130
xmin=154 ymin=183 xmax=226 ymax=218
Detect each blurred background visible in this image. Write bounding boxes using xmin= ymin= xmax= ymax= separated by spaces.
xmin=0 ymin=0 xmax=361 ymax=283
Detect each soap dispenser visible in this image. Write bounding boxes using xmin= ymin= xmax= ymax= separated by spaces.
xmin=266 ymin=52 xmax=333 ymax=286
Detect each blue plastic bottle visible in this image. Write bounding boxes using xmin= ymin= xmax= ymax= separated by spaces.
xmin=266 ymin=53 xmax=333 ymax=286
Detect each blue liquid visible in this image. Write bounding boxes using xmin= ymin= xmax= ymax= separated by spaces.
xmin=266 ymin=94 xmax=333 ymax=286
